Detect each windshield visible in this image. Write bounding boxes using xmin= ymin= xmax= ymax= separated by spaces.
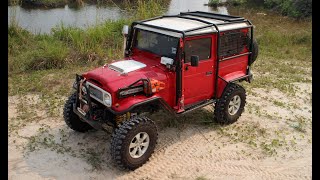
xmin=135 ymin=29 xmax=179 ymax=59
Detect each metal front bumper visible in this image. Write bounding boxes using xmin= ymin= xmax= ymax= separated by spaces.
xmin=72 ymin=103 xmax=103 ymax=130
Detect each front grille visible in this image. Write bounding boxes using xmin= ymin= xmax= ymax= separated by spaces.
xmin=88 ymin=84 xmax=103 ymax=102
xmin=84 ymin=81 xmax=111 ymax=107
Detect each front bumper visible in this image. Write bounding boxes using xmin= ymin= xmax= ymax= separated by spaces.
xmin=73 ymin=74 xmax=105 ymax=130
xmin=73 ymin=103 xmax=103 ymax=130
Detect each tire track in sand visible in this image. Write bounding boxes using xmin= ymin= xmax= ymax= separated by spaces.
xmin=117 ymin=126 xmax=311 ymax=180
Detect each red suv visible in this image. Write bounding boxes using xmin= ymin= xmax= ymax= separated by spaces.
xmin=63 ymin=11 xmax=258 ymax=170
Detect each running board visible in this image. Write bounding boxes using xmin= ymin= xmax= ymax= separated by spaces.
xmin=177 ymin=99 xmax=215 ymax=115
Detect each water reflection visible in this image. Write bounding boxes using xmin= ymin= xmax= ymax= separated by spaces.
xmin=8 ymin=5 xmax=123 ymax=34
xmin=8 ymin=0 xmax=230 ymax=34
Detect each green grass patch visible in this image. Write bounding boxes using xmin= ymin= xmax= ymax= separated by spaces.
xmin=208 ymin=0 xmax=221 ymax=7
xmin=52 ymin=19 xmax=128 ymax=59
xmin=20 ymin=0 xmax=68 ymax=8
xmin=9 ymin=0 xmax=169 ymax=75
xmin=216 ymin=122 xmax=291 ymax=156
xmin=195 ymin=176 xmax=209 ymax=180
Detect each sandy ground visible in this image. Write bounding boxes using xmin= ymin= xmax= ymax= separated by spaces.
xmin=8 ymin=83 xmax=312 ymax=180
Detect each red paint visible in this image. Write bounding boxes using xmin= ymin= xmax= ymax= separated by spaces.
xmin=183 ymin=34 xmax=215 ymax=105
xmin=83 ymin=49 xmax=176 ymax=112
xmin=82 ymin=29 xmax=251 ymax=113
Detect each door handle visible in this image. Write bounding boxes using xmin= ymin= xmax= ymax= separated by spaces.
xmin=206 ymin=71 xmax=213 ymax=76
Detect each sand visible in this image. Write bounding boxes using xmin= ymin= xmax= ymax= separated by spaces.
xmin=8 ymin=83 xmax=312 ymax=180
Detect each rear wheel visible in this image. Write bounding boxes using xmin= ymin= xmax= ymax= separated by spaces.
xmin=214 ymin=83 xmax=246 ymax=124
xmin=63 ymin=92 xmax=93 ymax=132
xmin=111 ymin=116 xmax=158 ymax=170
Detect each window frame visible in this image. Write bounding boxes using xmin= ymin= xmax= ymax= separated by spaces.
xmin=184 ymin=37 xmax=212 ymax=63
xmin=218 ymin=30 xmax=248 ymax=59
xmin=133 ymin=28 xmax=180 ymax=59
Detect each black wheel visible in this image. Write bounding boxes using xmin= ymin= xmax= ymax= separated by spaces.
xmin=214 ymin=83 xmax=246 ymax=124
xmin=111 ymin=116 xmax=158 ymax=170
xmin=248 ymin=38 xmax=259 ymax=66
xmin=63 ymin=92 xmax=93 ymax=132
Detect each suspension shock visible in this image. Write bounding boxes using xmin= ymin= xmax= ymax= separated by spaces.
xmin=115 ymin=112 xmax=131 ymax=125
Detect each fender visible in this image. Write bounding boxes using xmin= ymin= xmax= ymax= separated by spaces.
xmin=108 ymin=96 xmax=175 ymax=115
xmin=216 ymin=70 xmax=251 ymax=98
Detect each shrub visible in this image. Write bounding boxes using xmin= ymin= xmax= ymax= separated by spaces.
xmin=208 ymin=0 xmax=220 ymax=7
xmin=264 ymin=0 xmax=312 ymax=18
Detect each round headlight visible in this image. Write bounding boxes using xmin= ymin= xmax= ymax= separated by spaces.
xmin=103 ymin=93 xmax=111 ymax=106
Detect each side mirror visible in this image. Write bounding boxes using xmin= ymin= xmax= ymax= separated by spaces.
xmin=190 ymin=55 xmax=199 ymax=67
xmin=122 ymin=25 xmax=129 ymax=37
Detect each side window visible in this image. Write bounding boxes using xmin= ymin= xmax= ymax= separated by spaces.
xmin=185 ymin=38 xmax=211 ymax=63
xmin=219 ymin=30 xmax=248 ymax=58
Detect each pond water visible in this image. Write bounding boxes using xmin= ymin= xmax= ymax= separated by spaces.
xmin=8 ymin=0 xmax=230 ymax=34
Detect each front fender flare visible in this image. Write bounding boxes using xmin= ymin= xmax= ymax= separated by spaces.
xmin=106 ymin=97 xmax=174 ymax=115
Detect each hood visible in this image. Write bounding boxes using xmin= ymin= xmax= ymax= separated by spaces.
xmin=83 ymin=58 xmax=168 ymax=93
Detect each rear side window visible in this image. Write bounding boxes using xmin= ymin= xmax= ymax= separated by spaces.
xmin=185 ymin=38 xmax=211 ymax=63
xmin=219 ymin=30 xmax=248 ymax=58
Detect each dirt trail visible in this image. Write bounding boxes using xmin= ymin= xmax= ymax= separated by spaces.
xmin=8 ymin=85 xmax=312 ymax=180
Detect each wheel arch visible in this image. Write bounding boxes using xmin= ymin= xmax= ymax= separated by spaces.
xmin=216 ymin=74 xmax=243 ymax=99
xmin=107 ymin=97 xmax=175 ymax=115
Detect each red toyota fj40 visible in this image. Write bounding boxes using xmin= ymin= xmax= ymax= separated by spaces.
xmin=63 ymin=11 xmax=258 ymax=170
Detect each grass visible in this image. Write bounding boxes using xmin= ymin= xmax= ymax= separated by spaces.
xmin=9 ymin=21 xmax=125 ymax=74
xmin=21 ymin=0 xmax=68 ymax=8
xmin=214 ymin=120 xmax=301 ymax=156
xmin=195 ymin=176 xmax=208 ymax=180
xmin=273 ymin=100 xmax=286 ymax=108
xmin=9 ymin=0 xmax=87 ymax=8
xmin=25 ymin=126 xmax=74 ymax=154
xmin=208 ymin=0 xmax=311 ymax=18
xmin=8 ymin=0 xmax=22 ymax=6
xmin=22 ymin=124 xmax=107 ymax=170
xmin=8 ymin=0 xmax=169 ymax=75
xmin=208 ymin=0 xmax=221 ymax=7
xmin=288 ymin=115 xmax=310 ymax=133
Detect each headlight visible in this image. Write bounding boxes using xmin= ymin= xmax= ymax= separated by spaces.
xmin=103 ymin=93 xmax=112 ymax=106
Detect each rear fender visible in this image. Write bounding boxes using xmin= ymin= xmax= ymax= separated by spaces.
xmin=216 ymin=71 xmax=247 ymax=98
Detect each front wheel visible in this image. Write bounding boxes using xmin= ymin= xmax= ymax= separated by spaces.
xmin=111 ymin=116 xmax=158 ymax=170
xmin=214 ymin=83 xmax=246 ymax=124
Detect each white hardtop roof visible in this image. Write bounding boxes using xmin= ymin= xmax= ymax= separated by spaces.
xmin=135 ymin=12 xmax=251 ymax=38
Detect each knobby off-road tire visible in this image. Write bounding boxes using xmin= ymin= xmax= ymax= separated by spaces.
xmin=248 ymin=38 xmax=259 ymax=66
xmin=111 ymin=116 xmax=158 ymax=170
xmin=214 ymin=83 xmax=246 ymax=124
xmin=63 ymin=92 xmax=93 ymax=132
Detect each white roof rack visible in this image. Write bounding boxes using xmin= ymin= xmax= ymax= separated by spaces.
xmin=133 ymin=11 xmax=252 ymax=37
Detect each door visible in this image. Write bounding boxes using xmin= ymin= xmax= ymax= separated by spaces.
xmin=183 ymin=35 xmax=215 ymax=105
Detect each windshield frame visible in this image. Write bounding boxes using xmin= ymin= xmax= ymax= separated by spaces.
xmin=133 ymin=28 xmax=180 ymax=59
